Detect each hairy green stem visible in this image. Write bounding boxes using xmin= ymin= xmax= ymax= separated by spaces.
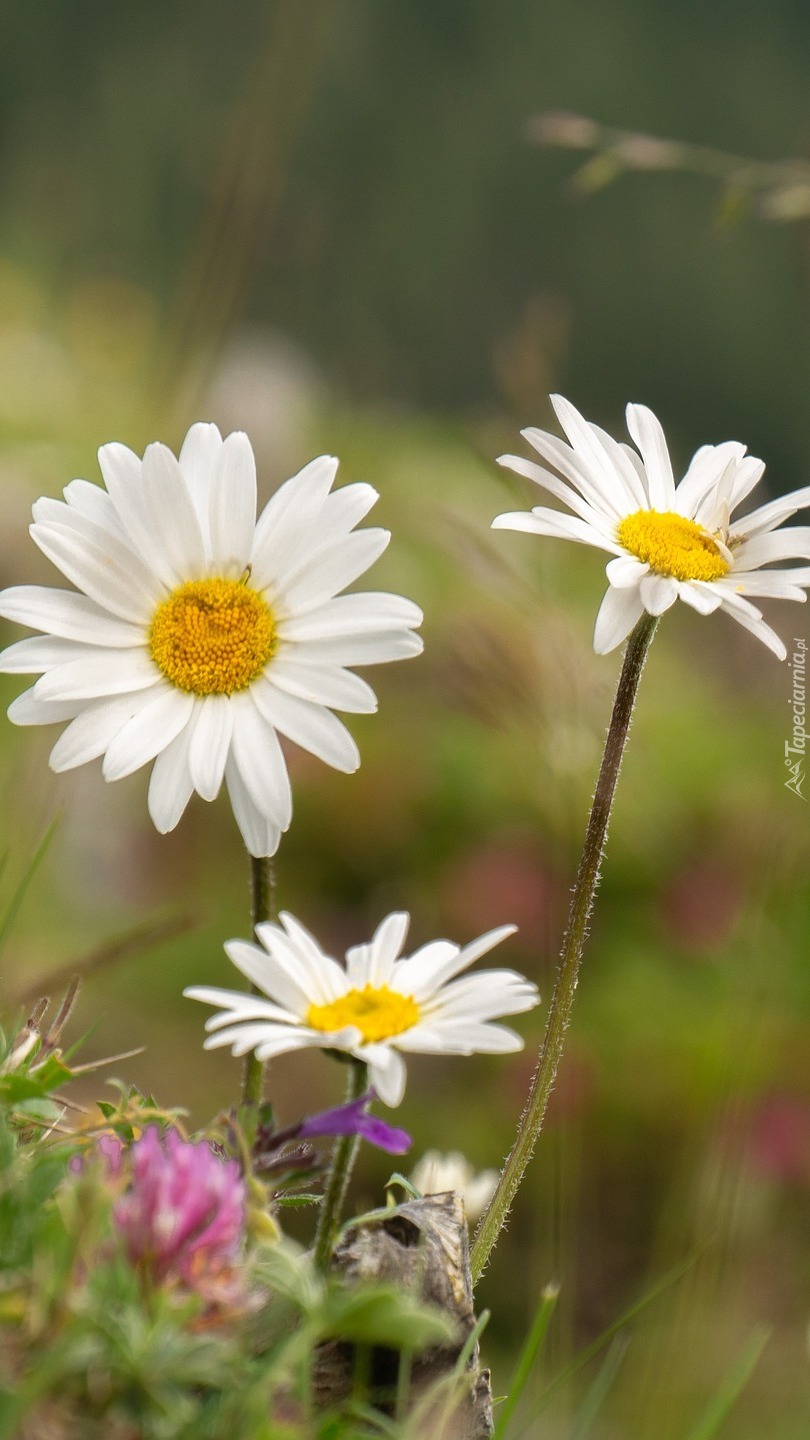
xmin=313 ymin=1058 xmax=368 ymax=1270
xmin=470 ymin=613 xmax=658 ymax=1284
xmin=241 ymin=854 xmax=276 ymax=1110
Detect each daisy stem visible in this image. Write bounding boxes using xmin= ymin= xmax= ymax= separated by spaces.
xmin=241 ymin=854 xmax=277 ymax=1110
xmin=313 ymin=1058 xmax=368 ymax=1270
xmin=470 ymin=613 xmax=658 ymax=1285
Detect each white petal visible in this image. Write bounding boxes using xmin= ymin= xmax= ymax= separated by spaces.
xmin=588 ymin=423 xmax=650 ymax=509
xmin=275 ymin=913 xmax=349 ymax=1000
xmin=178 ymin=422 xmax=223 ymax=546
xmin=364 ymin=1047 xmax=407 ymax=1107
xmin=276 ymin=592 xmax=423 ymax=643
xmin=229 ymin=692 xmax=293 ymax=828
xmin=732 ymin=484 xmax=810 ymax=537
xmin=593 ymin=585 xmax=645 ymax=654
xmin=639 ymin=573 xmax=678 ymax=615
xmin=188 ymin=695 xmax=233 ymax=802
xmin=496 ymin=454 xmax=614 ymax=530
xmin=8 ymin=690 xmax=83 ymax=726
xmin=34 ymin=649 xmax=160 ymax=703
xmin=426 ymin=970 xmax=539 ymax=1022
xmin=185 ymin=987 xmax=297 ymax=1028
xmin=31 ymin=519 xmax=160 ymax=623
xmin=201 ymin=1021 xmax=315 ymax=1058
xmin=281 ymin=631 xmax=423 ymax=666
xmin=249 ymin=456 xmax=339 ymax=590
xmin=49 ymin=693 xmax=155 ymax=772
xmin=388 ymin=940 xmax=458 ymax=998
xmin=224 ymin=753 xmax=283 ymax=858
xmin=394 ymin=924 xmax=517 ymax=997
xmin=251 ymin=680 xmax=359 ymax=772
xmin=0 ymin=636 xmax=100 ymax=673
xmin=673 ymin=442 xmax=745 ymax=518
xmin=140 ymin=442 xmax=206 ymax=583
xmin=347 ymin=912 xmax=410 ymax=987
xmin=267 ymin=656 xmax=377 ymax=713
xmin=278 ymin=529 xmax=391 ymax=613
xmin=398 ymin=1020 xmax=523 ymax=1055
xmin=220 ymin=941 xmax=312 ymax=1015
xmin=624 ymin=404 xmax=675 ymax=509
xmin=102 ymin=686 xmax=195 ymax=781
xmin=63 ymin=479 xmax=125 ymax=536
xmin=677 ymin=582 xmax=723 ymax=615
xmin=492 ymin=506 xmax=620 ymax=553
xmin=98 ymin=442 xmax=174 ymax=585
xmin=0 ymin=586 xmax=142 ymax=647
xmin=726 ymin=456 xmax=766 ymax=516
xmin=546 ymin=397 xmax=642 ymax=515
xmin=209 ymin=431 xmax=257 ymax=575
xmin=317 ymin=482 xmax=379 ymax=534
xmin=605 ymin=555 xmax=647 ymax=589
xmin=693 ymin=457 xmax=737 ymax=530
xmin=148 ymin=723 xmax=196 ymax=833
xmin=732 ymin=528 xmax=810 ymax=569
xmin=718 ymin=600 xmax=786 ymax=660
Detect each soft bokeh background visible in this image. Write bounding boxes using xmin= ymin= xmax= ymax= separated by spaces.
xmin=1 ymin=3 xmax=809 ymax=1434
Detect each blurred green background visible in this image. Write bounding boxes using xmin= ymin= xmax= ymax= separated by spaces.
xmin=0 ymin=2 xmax=809 ymax=1434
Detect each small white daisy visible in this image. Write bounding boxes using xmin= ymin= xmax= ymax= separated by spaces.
xmin=410 ymin=1150 xmax=499 ymax=1221
xmin=493 ymin=394 xmax=810 ymax=660
xmin=184 ymin=910 xmax=540 ymax=1107
xmin=0 ymin=426 xmax=423 ymax=856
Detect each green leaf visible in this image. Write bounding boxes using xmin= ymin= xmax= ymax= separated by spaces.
xmin=322 ymin=1285 xmax=454 ymax=1352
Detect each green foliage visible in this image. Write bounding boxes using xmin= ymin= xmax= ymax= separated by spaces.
xmin=0 ymin=1052 xmax=462 ymax=1440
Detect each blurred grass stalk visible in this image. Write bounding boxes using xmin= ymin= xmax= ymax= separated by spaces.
xmin=471 ymin=614 xmax=658 ymax=1283
xmin=527 ymin=109 xmax=810 ymax=222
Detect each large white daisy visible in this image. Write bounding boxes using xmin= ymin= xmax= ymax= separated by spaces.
xmin=493 ymin=394 xmax=810 ymax=659
xmin=184 ymin=911 xmax=540 ymax=1107
xmin=0 ymin=425 xmax=423 ymax=856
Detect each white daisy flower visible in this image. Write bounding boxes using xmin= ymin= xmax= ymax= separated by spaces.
xmin=409 ymin=1150 xmax=499 ymax=1221
xmin=0 ymin=426 xmax=423 ymax=856
xmin=493 ymin=394 xmax=810 ymax=660
xmin=184 ymin=910 xmax=540 ymax=1107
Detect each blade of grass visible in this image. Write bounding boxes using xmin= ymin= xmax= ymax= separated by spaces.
xmin=569 ymin=1336 xmax=628 ymax=1440
xmin=526 ymin=1249 xmax=704 ymax=1425
xmin=684 ymin=1326 xmax=769 ymax=1440
xmin=0 ymin=815 xmax=60 ymax=960
xmin=493 ymin=1284 xmax=560 ymax=1439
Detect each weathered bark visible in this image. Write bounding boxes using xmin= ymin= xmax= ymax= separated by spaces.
xmin=313 ymin=1193 xmax=493 ymax=1437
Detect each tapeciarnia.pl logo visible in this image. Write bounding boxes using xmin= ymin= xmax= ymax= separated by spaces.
xmin=785 ymin=636 xmax=807 ymax=800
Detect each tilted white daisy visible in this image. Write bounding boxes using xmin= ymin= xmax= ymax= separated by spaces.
xmin=493 ymin=394 xmax=810 ymax=660
xmin=184 ymin=910 xmax=540 ymax=1107
xmin=409 ymin=1150 xmax=499 ymax=1221
xmin=0 ymin=425 xmax=423 ymax=856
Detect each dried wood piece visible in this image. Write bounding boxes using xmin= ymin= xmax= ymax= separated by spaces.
xmin=313 ymin=1192 xmax=494 ymax=1437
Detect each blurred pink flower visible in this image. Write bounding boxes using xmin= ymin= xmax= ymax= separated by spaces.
xmin=112 ymin=1128 xmax=246 ymax=1295
xmin=746 ymin=1096 xmax=810 ymax=1186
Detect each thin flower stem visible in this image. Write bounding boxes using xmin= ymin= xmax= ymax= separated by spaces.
xmin=241 ymin=854 xmax=276 ymax=1109
xmin=470 ymin=614 xmax=658 ymax=1285
xmin=313 ymin=1058 xmax=368 ymax=1270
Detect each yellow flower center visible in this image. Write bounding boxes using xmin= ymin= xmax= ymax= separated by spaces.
xmin=617 ymin=510 xmax=729 ymax=583
xmin=149 ymin=578 xmax=276 ymax=695
xmin=307 ymin=985 xmax=420 ymax=1045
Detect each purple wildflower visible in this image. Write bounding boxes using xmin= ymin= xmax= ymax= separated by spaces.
xmin=298 ymin=1091 xmax=411 ymax=1154
xmin=113 ymin=1127 xmax=246 ymax=1289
